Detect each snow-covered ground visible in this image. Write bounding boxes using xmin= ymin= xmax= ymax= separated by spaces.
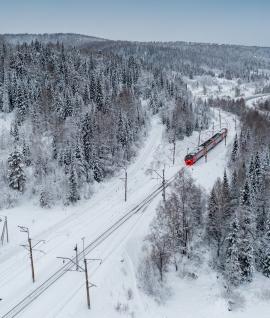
xmin=0 ymin=107 xmax=244 ymax=318
xmin=245 ymin=93 xmax=270 ymax=109
xmin=185 ymin=75 xmax=267 ymax=100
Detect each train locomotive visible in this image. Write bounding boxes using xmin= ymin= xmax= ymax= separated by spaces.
xmin=184 ymin=128 xmax=228 ymax=166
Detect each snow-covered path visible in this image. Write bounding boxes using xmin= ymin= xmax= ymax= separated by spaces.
xmin=0 ymin=110 xmax=238 ymax=318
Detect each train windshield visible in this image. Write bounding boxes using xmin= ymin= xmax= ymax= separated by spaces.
xmin=185 ymin=154 xmax=194 ymax=160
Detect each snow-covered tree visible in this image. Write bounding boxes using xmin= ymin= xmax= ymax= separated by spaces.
xmin=225 ymin=217 xmax=242 ymax=287
xmin=7 ymin=150 xmax=26 ymax=192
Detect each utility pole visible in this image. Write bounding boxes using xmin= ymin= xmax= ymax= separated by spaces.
xmin=5 ymin=216 xmax=8 ymax=243
xmin=74 ymin=244 xmax=79 ymax=271
xmin=84 ymin=258 xmax=91 ymax=309
xmin=18 ymin=225 xmax=45 ymax=283
xmin=149 ymin=167 xmax=166 ymax=202
xmin=162 ymin=168 xmax=166 ymax=202
xmin=119 ymin=166 xmax=128 ymax=202
xmin=172 ymin=137 xmax=176 ymax=165
xmin=57 ymin=254 xmax=101 ymax=310
xmin=219 ymin=109 xmax=221 ymax=129
xmin=212 ymin=122 xmax=215 ymax=135
xmin=0 ymin=215 xmax=9 ymax=245
xmin=29 ymin=238 xmax=35 ymax=283
xmin=124 ymin=169 xmax=127 ymax=202
xmin=198 ymin=129 xmax=201 ymax=146
xmin=81 ymin=237 xmax=85 ymax=259
xmin=170 ymin=131 xmax=176 ymax=165
xmin=83 ymin=258 xmax=101 ymax=310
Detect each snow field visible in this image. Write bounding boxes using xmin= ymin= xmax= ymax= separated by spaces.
xmin=2 ymin=108 xmax=267 ymax=318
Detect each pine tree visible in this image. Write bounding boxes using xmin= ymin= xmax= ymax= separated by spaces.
xmin=7 ymin=150 xmax=26 ymax=192
xmin=252 ymin=152 xmax=262 ymax=193
xmin=230 ymin=170 xmax=239 ymax=208
xmin=238 ymin=180 xmax=255 ymax=282
xmin=90 ymin=148 xmax=104 ymax=183
xmin=22 ymin=140 xmax=31 ymax=166
xmin=261 ymin=220 xmax=270 ymax=277
xmin=10 ymin=121 xmax=19 ymax=142
xmin=238 ymin=227 xmax=254 ymax=282
xmin=225 ymin=217 xmax=242 ymax=287
xmin=89 ymin=74 xmax=96 ymax=100
xmin=52 ymin=136 xmax=58 ymax=160
xmin=67 ymin=164 xmax=80 ymax=203
xmin=231 ymin=134 xmax=238 ymax=162
xmin=95 ymin=78 xmax=104 ymax=112
xmin=262 ymin=250 xmax=270 ymax=278
xmin=2 ymin=83 xmax=10 ymax=113
xmin=222 ymin=170 xmax=231 ymax=223
xmin=83 ymin=84 xmax=90 ymax=104
xmin=116 ymin=112 xmax=127 ymax=148
xmin=40 ymin=187 xmax=52 ymax=208
xmin=73 ymin=143 xmax=87 ymax=183
xmin=206 ymin=188 xmax=222 ymax=251
xmin=15 ymin=83 xmax=27 ymax=124
xmin=241 ymin=180 xmax=251 ymax=208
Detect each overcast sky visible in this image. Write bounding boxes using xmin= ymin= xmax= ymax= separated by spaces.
xmin=0 ymin=0 xmax=269 ymax=46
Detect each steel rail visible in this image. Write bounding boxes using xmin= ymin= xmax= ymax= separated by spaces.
xmin=1 ymin=173 xmax=178 ymax=318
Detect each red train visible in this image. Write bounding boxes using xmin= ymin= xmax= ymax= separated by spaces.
xmin=184 ymin=128 xmax=228 ymax=166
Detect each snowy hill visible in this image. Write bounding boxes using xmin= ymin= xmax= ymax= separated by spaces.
xmin=0 ymin=33 xmax=107 ymax=46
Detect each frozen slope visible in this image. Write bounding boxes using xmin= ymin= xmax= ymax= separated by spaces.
xmin=0 ymin=109 xmax=248 ymax=318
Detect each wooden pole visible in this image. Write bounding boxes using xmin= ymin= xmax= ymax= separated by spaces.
xmin=124 ymin=170 xmax=127 ymax=202
xmin=5 ymin=216 xmax=8 ymax=243
xmin=29 ymin=238 xmax=35 ymax=283
xmin=74 ymin=244 xmax=79 ymax=271
xmin=162 ymin=168 xmax=166 ymax=202
xmin=84 ymin=259 xmax=91 ymax=310
xmin=172 ymin=139 xmax=176 ymax=165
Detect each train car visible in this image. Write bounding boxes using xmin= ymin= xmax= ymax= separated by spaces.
xmin=184 ymin=128 xmax=228 ymax=166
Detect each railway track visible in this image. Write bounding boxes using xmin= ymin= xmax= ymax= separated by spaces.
xmin=1 ymin=173 xmax=178 ymax=318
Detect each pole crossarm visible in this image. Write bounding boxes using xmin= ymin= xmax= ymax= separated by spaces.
xmin=32 ymin=240 xmax=46 ymax=249
xmin=18 ymin=225 xmax=44 ymax=283
xmin=56 ymin=257 xmax=85 ymax=272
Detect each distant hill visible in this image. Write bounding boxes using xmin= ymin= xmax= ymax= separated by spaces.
xmin=0 ymin=33 xmax=107 ymax=46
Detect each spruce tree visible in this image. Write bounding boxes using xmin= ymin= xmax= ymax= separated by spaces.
xmin=231 ymin=135 xmax=239 ymax=162
xmin=241 ymin=180 xmax=251 ymax=208
xmin=95 ymin=78 xmax=104 ymax=112
xmin=2 ymin=83 xmax=10 ymax=113
xmin=7 ymin=150 xmax=26 ymax=192
xmin=22 ymin=140 xmax=31 ymax=166
xmin=81 ymin=112 xmax=93 ymax=164
xmin=261 ymin=220 xmax=270 ymax=277
xmin=238 ymin=228 xmax=254 ymax=282
xmin=222 ymin=170 xmax=231 ymax=223
xmin=68 ymin=164 xmax=80 ymax=203
xmin=230 ymin=170 xmax=239 ymax=209
xmin=206 ymin=188 xmax=221 ymax=250
xmin=225 ymin=217 xmax=242 ymax=287
xmin=239 ymin=180 xmax=255 ymax=282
